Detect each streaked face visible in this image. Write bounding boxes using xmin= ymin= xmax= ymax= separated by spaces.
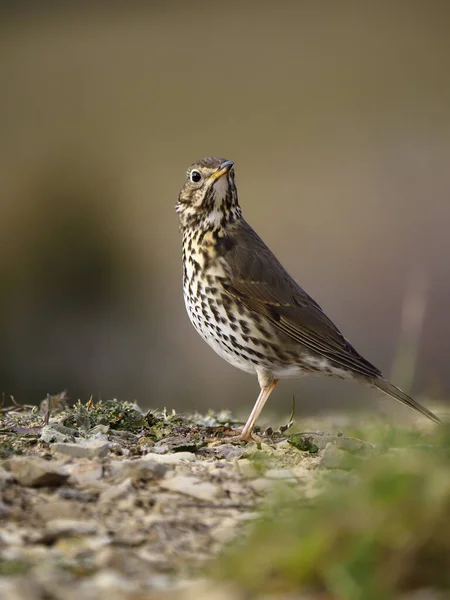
xmin=176 ymin=157 xmax=236 ymax=228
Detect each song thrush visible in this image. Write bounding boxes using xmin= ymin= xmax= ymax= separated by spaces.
xmin=176 ymin=157 xmax=440 ymax=440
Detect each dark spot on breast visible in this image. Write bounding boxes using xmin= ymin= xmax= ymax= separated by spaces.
xmin=239 ymin=319 xmax=251 ymax=335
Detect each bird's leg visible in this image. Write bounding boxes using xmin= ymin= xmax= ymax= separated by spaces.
xmin=240 ymin=371 xmax=279 ymax=441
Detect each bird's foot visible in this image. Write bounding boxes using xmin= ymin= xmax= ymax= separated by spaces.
xmin=222 ymin=429 xmax=263 ymax=444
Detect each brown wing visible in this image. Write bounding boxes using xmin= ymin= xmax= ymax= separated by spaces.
xmin=218 ymin=219 xmax=382 ymax=379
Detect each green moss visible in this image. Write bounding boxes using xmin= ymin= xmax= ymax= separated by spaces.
xmin=287 ymin=434 xmax=319 ymax=453
xmin=62 ymin=399 xmax=150 ymax=433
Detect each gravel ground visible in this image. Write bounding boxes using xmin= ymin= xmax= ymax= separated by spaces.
xmin=0 ymin=397 xmax=391 ymax=600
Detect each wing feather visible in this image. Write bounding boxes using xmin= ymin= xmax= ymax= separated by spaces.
xmin=218 ymin=220 xmax=382 ymax=379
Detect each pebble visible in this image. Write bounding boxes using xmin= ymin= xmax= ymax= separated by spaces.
xmin=109 ymin=458 xmax=168 ymax=482
xmin=99 ymin=477 xmax=133 ymax=504
xmin=40 ymin=425 xmax=73 ymax=444
xmin=335 ymin=436 xmax=375 ymax=454
xmin=0 ymin=465 xmax=13 ymax=490
xmin=141 ymin=452 xmax=195 ymax=464
xmin=35 ymin=500 xmax=86 ymax=521
xmin=233 ymin=459 xmax=258 ymax=479
xmin=51 ymin=440 xmax=109 ymax=459
xmin=290 ymin=465 xmax=314 ymax=480
xmin=265 ymin=468 xmax=295 ymax=480
xmin=249 ymin=478 xmax=273 ymax=494
xmin=214 ymin=444 xmax=245 ymax=461
xmin=153 ymin=436 xmax=199 ymax=454
xmin=210 ymin=517 xmax=239 ymax=543
xmin=0 ymin=500 xmax=11 ymax=517
xmin=0 ymin=579 xmax=42 ymax=600
xmin=4 ymin=457 xmax=69 ymax=487
xmin=319 ymin=443 xmax=347 ymax=469
xmin=44 ymin=518 xmax=98 ymax=539
xmin=161 ymin=475 xmax=221 ymax=502
xmin=68 ymin=460 xmax=103 ymax=484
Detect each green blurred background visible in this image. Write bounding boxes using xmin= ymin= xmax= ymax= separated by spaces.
xmin=1 ymin=1 xmax=449 ymax=417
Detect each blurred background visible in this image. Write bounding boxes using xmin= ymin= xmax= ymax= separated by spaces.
xmin=1 ymin=1 xmax=449 ymax=419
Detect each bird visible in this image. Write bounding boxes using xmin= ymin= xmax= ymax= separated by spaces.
xmin=175 ymin=157 xmax=440 ymax=440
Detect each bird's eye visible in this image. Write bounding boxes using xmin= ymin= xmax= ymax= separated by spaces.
xmin=190 ymin=170 xmax=202 ymax=183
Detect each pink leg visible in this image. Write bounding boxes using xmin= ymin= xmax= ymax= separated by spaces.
xmin=240 ymin=372 xmax=279 ymax=441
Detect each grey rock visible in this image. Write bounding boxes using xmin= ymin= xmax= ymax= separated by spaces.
xmin=52 ymin=440 xmax=109 ymax=459
xmin=40 ymin=425 xmax=73 ymax=444
xmin=161 ymin=475 xmax=221 ymax=502
xmin=4 ymin=457 xmax=69 ymax=487
xmin=153 ymin=436 xmax=199 ymax=454
xmin=58 ymin=487 xmax=98 ymax=502
xmin=214 ymin=444 xmax=245 ymax=461
xmin=87 ymin=424 xmax=110 ymax=437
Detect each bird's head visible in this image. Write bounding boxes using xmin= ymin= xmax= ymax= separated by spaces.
xmin=176 ymin=157 xmax=241 ymax=229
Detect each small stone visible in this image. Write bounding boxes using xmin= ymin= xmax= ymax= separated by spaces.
xmin=0 ymin=499 xmax=11 ymax=517
xmin=177 ymin=580 xmax=244 ymax=600
xmin=99 ymin=477 xmax=133 ymax=504
xmin=35 ymin=500 xmax=86 ymax=521
xmin=4 ymin=457 xmax=69 ymax=487
xmin=0 ymin=580 xmax=42 ymax=600
xmin=141 ymin=452 xmax=195 ymax=464
xmin=83 ymin=568 xmax=138 ymax=593
xmin=51 ymin=440 xmax=109 ymax=459
xmin=291 ymin=465 xmax=314 ymax=480
xmin=210 ymin=517 xmax=239 ymax=543
xmin=221 ymin=480 xmax=247 ymax=496
xmin=68 ymin=460 xmax=103 ymax=485
xmin=249 ymin=478 xmax=273 ymax=494
xmin=0 ymin=528 xmax=26 ymax=546
xmin=109 ymin=458 xmax=168 ymax=482
xmin=58 ymin=488 xmax=98 ymax=503
xmin=265 ymin=468 xmax=295 ymax=480
xmin=214 ymin=444 xmax=245 ymax=461
xmin=153 ymin=436 xmax=199 ymax=454
xmin=161 ymin=475 xmax=221 ymax=502
xmin=0 ymin=465 xmax=13 ymax=490
xmin=40 ymin=425 xmax=73 ymax=444
xmin=319 ymin=443 xmax=347 ymax=469
xmin=335 ymin=436 xmax=375 ymax=454
xmin=44 ymin=518 xmax=98 ymax=539
xmin=87 ymin=424 xmax=110 ymax=437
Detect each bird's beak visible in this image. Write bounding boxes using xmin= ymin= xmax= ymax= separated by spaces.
xmin=210 ymin=160 xmax=234 ymax=181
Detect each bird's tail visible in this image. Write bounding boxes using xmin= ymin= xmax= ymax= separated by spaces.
xmin=373 ymin=378 xmax=440 ymax=425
